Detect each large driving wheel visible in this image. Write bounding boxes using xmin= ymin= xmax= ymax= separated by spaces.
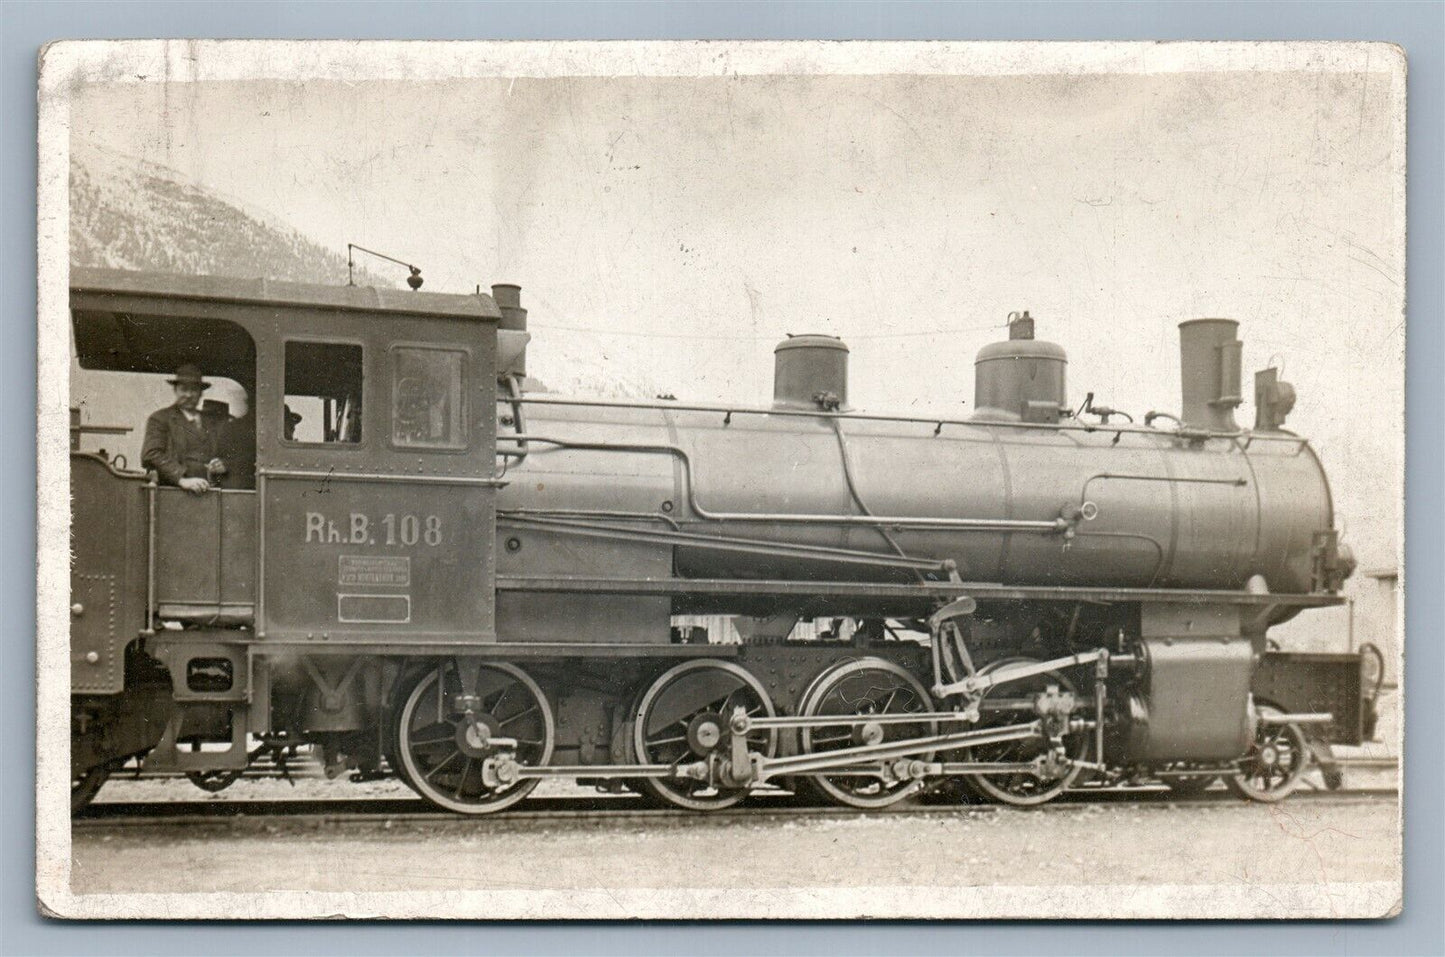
xmin=395 ymin=660 xmax=554 ymax=814
xmin=798 ymin=657 xmax=937 ymax=809
xmin=961 ymin=657 xmax=1088 ymax=807
xmin=632 ymin=659 xmax=775 ymax=811
xmin=1226 ymin=703 xmax=1307 ymax=803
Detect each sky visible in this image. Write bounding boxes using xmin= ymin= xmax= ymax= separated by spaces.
xmin=61 ymin=45 xmax=1405 ymax=593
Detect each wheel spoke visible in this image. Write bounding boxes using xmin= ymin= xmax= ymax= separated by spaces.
xmin=810 ymin=732 xmax=855 ymax=745
xmin=408 ymin=733 xmax=455 ymax=748
xmin=423 ymin=749 xmax=462 ymax=782
xmin=489 ymin=683 xmax=511 ymax=714
xmin=646 ymin=733 xmax=689 ymax=747
xmin=454 ymin=758 xmax=474 ymax=800
xmin=498 ymin=703 xmax=539 ymax=727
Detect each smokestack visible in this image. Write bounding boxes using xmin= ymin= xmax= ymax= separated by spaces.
xmin=491 ymin=284 xmax=528 ymax=377
xmin=1178 ymin=318 xmax=1242 ymax=432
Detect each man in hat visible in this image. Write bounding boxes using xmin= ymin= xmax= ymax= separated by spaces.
xmin=141 ymin=364 xmax=227 ymax=494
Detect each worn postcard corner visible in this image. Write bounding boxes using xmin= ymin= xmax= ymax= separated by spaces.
xmin=39 ymin=39 xmax=1404 ymax=921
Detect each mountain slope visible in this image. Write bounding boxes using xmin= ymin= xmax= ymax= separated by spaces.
xmin=70 ymin=141 xmax=391 ymax=286
xmin=69 ymin=142 xmax=664 ymax=465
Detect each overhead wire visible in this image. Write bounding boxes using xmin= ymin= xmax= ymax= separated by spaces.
xmin=527 ymin=321 xmax=1007 ymax=341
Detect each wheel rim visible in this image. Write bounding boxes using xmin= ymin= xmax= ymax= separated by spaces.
xmin=1228 ymin=704 xmax=1307 ymax=803
xmin=962 ymin=657 xmax=1087 ymax=807
xmin=632 ymin=660 xmax=775 ymax=811
xmin=71 ymin=764 xmax=110 ymax=813
xmin=799 ymin=658 xmax=936 ymax=809
xmin=396 ymin=660 xmax=554 ymax=814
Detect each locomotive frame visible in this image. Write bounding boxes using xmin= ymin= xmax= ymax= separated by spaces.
xmin=67 ymin=266 xmax=1373 ymax=815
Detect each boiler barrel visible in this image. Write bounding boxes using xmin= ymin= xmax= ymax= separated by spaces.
xmin=501 ymin=402 xmax=1334 ymax=595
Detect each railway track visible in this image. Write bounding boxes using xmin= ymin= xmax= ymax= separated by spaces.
xmin=74 ymin=784 xmax=1398 ymax=829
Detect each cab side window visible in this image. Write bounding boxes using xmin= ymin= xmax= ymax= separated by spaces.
xmin=284 ymin=341 xmax=364 ymax=445
xmin=392 ymin=346 xmax=466 ymax=450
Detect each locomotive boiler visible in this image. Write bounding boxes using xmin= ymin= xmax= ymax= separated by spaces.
xmin=67 ymin=268 xmax=1370 ymax=815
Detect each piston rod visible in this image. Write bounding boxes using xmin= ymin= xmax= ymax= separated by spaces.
xmin=750 ymin=721 xmax=1045 ymax=780
xmin=1258 ymin=712 xmax=1335 ymax=725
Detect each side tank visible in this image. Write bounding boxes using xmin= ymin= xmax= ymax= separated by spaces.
xmin=497 ymin=317 xmax=1343 ymax=598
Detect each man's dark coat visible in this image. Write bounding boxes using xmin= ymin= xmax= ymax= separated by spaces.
xmin=142 ymin=405 xmax=219 ymax=485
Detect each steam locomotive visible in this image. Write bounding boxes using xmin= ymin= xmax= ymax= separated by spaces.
xmin=68 ymin=267 xmax=1373 ymax=814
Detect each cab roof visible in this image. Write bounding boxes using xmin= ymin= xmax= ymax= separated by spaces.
xmin=70 ymin=267 xmax=500 ymax=387
xmin=70 ymin=267 xmax=500 ymax=322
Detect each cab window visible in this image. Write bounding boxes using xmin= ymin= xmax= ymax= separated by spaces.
xmin=284 ymin=340 xmax=363 ymax=445
xmin=392 ymin=346 xmax=466 ymax=450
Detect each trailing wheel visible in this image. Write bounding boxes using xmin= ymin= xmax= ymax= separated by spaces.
xmin=187 ymin=769 xmax=242 ymax=793
xmin=631 ymin=659 xmax=775 ymax=811
xmin=394 ymin=660 xmax=554 ymax=814
xmin=187 ymin=741 xmax=242 ymax=792
xmin=961 ymin=657 xmax=1088 ymax=807
xmin=1226 ymin=704 xmax=1307 ymax=803
xmin=71 ymin=763 xmax=111 ymax=813
xmin=797 ymin=657 xmax=937 ymax=809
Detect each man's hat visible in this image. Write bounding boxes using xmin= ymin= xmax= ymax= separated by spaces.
xmin=167 ymin=364 xmax=211 ymax=390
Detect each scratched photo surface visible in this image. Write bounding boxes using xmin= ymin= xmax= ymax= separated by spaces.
xmin=38 ymin=42 xmax=1403 ymax=919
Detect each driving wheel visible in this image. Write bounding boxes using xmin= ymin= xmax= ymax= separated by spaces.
xmin=797 ymin=657 xmax=937 ymax=809
xmin=394 ymin=660 xmax=554 ymax=814
xmin=961 ymin=657 xmax=1088 ymax=807
xmin=631 ymin=659 xmax=775 ymax=811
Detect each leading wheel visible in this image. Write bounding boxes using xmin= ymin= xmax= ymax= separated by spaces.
xmin=395 ymin=660 xmax=554 ymax=814
xmin=632 ymin=659 xmax=775 ymax=811
xmin=961 ymin=657 xmax=1088 ymax=807
xmin=798 ymin=657 xmax=937 ymax=809
xmin=1226 ymin=704 xmax=1307 ymax=803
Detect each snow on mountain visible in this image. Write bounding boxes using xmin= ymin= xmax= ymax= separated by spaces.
xmin=69 ymin=142 xmax=667 ymax=465
xmin=70 ymin=140 xmax=389 ymax=287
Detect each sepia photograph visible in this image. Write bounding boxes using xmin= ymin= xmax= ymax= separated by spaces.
xmin=36 ymin=40 xmax=1404 ymax=920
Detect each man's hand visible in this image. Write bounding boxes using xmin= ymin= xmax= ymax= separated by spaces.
xmin=207 ymin=457 xmax=228 ymax=477
xmin=179 ymin=477 xmax=210 ymax=494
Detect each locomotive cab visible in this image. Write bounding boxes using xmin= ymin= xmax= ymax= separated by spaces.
xmin=70 ymin=269 xmax=502 ymax=788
